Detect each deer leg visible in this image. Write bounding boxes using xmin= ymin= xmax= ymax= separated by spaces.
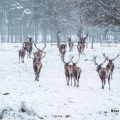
xmin=22 ymin=57 xmax=24 ymax=63
xmin=77 ymin=79 xmax=79 ymax=87
xmin=34 ymin=68 xmax=37 ymax=81
xmin=37 ymin=73 xmax=39 ymax=81
xmin=73 ymin=77 xmax=76 ymax=87
xmin=35 ymin=69 xmax=39 ymax=81
xmin=66 ymin=76 xmax=69 ymax=86
xmin=74 ymin=79 xmax=76 ymax=87
xmin=68 ymin=77 xmax=70 ymax=86
xmin=66 ymin=76 xmax=68 ymax=86
xmin=108 ymin=76 xmax=110 ymax=90
xmin=71 ymin=75 xmax=72 ymax=86
xmin=67 ymin=78 xmax=69 ymax=86
xmin=77 ymin=74 xmax=80 ymax=87
xmin=101 ymin=79 xmax=104 ymax=89
xmin=23 ymin=57 xmax=24 ymax=63
xmin=35 ymin=73 xmax=37 ymax=81
xmin=35 ymin=74 xmax=38 ymax=81
xmin=103 ymin=80 xmax=106 ymax=88
xmin=111 ymin=72 xmax=113 ymax=80
xmin=39 ymin=65 xmax=42 ymax=77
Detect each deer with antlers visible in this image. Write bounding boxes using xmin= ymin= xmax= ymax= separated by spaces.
xmin=18 ymin=46 xmax=26 ymax=63
xmin=77 ymin=34 xmax=88 ymax=55
xmin=93 ymin=56 xmax=111 ymax=90
xmin=59 ymin=44 xmax=67 ymax=60
xmin=61 ymin=55 xmax=81 ymax=87
xmin=30 ymin=43 xmax=46 ymax=81
xmin=62 ymin=56 xmax=74 ymax=86
xmin=102 ymin=53 xmax=120 ymax=80
xmin=23 ymin=38 xmax=33 ymax=58
xmin=71 ymin=55 xmax=81 ymax=87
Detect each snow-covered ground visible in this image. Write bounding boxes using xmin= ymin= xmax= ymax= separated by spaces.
xmin=0 ymin=43 xmax=120 ymax=120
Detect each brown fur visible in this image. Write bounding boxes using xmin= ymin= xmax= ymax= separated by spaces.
xmin=18 ymin=47 xmax=26 ymax=63
xmin=77 ymin=34 xmax=88 ymax=54
xmin=72 ymin=66 xmax=81 ymax=87
xmin=102 ymin=53 xmax=119 ymax=79
xmin=33 ymin=57 xmax=42 ymax=81
xmin=23 ymin=41 xmax=33 ymax=58
xmin=93 ymin=56 xmax=111 ymax=90
xmin=59 ymin=44 xmax=67 ymax=60
xmin=31 ymin=43 xmax=46 ymax=81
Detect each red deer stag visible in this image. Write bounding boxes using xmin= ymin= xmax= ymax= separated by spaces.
xmin=23 ymin=38 xmax=33 ymax=58
xmin=30 ymin=55 xmax=46 ymax=81
xmin=72 ymin=55 xmax=81 ymax=87
xmin=93 ymin=56 xmax=111 ymax=90
xmin=62 ymin=56 xmax=74 ymax=86
xmin=18 ymin=46 xmax=26 ymax=63
xmin=59 ymin=44 xmax=67 ymax=60
xmin=77 ymin=34 xmax=88 ymax=55
xmin=102 ymin=53 xmax=120 ymax=79
xmin=30 ymin=44 xmax=46 ymax=81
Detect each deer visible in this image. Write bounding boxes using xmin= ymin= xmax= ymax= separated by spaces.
xmin=71 ymin=55 xmax=81 ymax=87
xmin=102 ymin=53 xmax=120 ymax=80
xmin=61 ymin=56 xmax=74 ymax=86
xmin=58 ymin=44 xmax=67 ymax=60
xmin=68 ymin=38 xmax=73 ymax=52
xmin=23 ymin=37 xmax=33 ymax=58
xmin=30 ymin=44 xmax=46 ymax=81
xmin=30 ymin=52 xmax=46 ymax=81
xmin=18 ymin=46 xmax=26 ymax=63
xmin=77 ymin=34 xmax=88 ymax=55
xmin=93 ymin=56 xmax=111 ymax=90
xmin=77 ymin=41 xmax=82 ymax=55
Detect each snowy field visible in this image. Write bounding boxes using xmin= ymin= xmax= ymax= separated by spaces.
xmin=0 ymin=43 xmax=120 ymax=120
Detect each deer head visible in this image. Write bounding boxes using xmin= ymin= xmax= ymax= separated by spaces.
xmin=62 ymin=56 xmax=74 ymax=69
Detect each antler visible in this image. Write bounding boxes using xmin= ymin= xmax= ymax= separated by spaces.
xmin=72 ymin=55 xmax=80 ymax=64
xmin=100 ymin=58 xmax=107 ymax=66
xmin=93 ymin=55 xmax=106 ymax=66
xmin=111 ymin=53 xmax=120 ymax=61
xmin=93 ymin=56 xmax=98 ymax=65
xmin=41 ymin=52 xmax=46 ymax=59
xmin=41 ymin=44 xmax=46 ymax=51
xmin=68 ymin=56 xmax=74 ymax=64
xmin=102 ymin=53 xmax=109 ymax=61
xmin=84 ymin=34 xmax=88 ymax=40
xmin=61 ymin=55 xmax=74 ymax=64
xmin=102 ymin=53 xmax=120 ymax=61
xmin=34 ymin=43 xmax=46 ymax=51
